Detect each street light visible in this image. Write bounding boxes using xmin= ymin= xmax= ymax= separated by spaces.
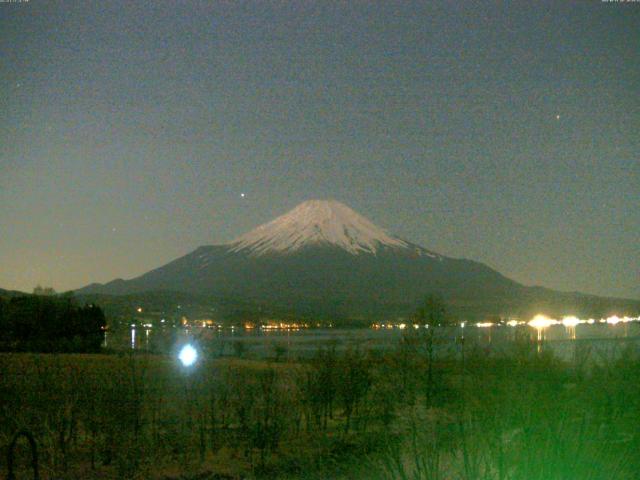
xmin=178 ymin=344 xmax=198 ymax=367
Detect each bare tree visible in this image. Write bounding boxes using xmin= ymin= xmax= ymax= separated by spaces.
xmin=415 ymin=294 xmax=448 ymax=408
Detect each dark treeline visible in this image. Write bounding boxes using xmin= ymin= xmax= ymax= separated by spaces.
xmin=0 ymin=294 xmax=105 ymax=352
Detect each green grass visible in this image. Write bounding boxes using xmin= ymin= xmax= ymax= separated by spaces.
xmin=370 ymin=346 xmax=640 ymax=480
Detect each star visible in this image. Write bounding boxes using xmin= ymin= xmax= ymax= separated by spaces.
xmin=240 ymin=193 xmax=246 ymax=198
xmin=555 ymin=114 xmax=561 ymax=120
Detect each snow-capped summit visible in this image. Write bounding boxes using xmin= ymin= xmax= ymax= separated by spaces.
xmin=228 ymin=199 xmax=410 ymax=255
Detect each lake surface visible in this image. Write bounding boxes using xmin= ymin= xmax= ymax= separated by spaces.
xmin=106 ymin=321 xmax=640 ymax=363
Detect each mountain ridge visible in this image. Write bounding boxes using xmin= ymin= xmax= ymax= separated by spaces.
xmin=76 ymin=200 xmax=640 ymax=321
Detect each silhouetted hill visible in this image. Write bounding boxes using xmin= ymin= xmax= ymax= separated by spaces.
xmin=0 ymin=288 xmax=27 ymax=298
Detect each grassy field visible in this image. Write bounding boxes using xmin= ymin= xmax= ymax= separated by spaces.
xmin=1 ymin=333 xmax=639 ymax=479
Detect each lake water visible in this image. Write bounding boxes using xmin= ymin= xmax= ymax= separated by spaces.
xmin=106 ymin=321 xmax=640 ymax=363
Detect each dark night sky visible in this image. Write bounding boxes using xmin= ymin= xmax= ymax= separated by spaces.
xmin=1 ymin=1 xmax=638 ymax=299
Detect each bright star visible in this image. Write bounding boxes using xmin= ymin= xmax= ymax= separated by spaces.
xmin=240 ymin=193 xmax=246 ymax=198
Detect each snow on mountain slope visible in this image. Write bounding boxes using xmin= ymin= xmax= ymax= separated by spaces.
xmin=228 ymin=199 xmax=412 ymax=255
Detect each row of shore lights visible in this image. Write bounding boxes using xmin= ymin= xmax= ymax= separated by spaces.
xmin=476 ymin=314 xmax=639 ymax=329
xmin=525 ymin=314 xmax=638 ymax=329
xmin=377 ymin=315 xmax=639 ymax=331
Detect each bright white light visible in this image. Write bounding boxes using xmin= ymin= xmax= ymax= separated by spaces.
xmin=528 ymin=314 xmax=558 ymax=329
xmin=476 ymin=322 xmax=493 ymax=328
xmin=562 ymin=316 xmax=581 ymax=327
xmin=179 ymin=344 xmax=198 ymax=367
xmin=506 ymin=320 xmax=519 ymax=327
xmin=606 ymin=315 xmax=621 ymax=325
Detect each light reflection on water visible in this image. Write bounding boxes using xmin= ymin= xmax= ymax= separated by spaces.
xmin=111 ymin=321 xmax=640 ymax=362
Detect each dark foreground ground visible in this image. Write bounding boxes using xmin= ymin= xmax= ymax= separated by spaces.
xmin=1 ymin=333 xmax=640 ymax=479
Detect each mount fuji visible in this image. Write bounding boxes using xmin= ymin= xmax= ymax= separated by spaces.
xmin=77 ymin=200 xmax=639 ymax=322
